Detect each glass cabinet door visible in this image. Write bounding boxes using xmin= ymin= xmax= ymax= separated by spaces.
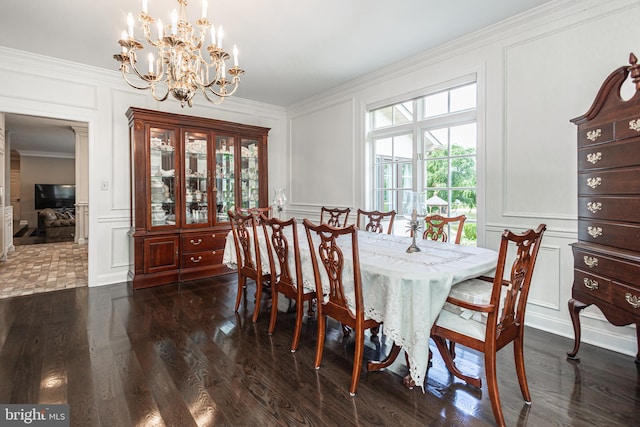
xmin=240 ymin=137 xmax=260 ymax=209
xmin=149 ymin=127 xmax=177 ymax=228
xmin=215 ymin=135 xmax=235 ymax=222
xmin=184 ymin=131 xmax=210 ymax=226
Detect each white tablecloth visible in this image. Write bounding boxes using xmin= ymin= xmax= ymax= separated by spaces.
xmin=223 ymin=226 xmax=498 ymax=388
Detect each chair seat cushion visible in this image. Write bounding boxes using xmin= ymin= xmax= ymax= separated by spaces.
xmin=436 ymin=277 xmax=504 ymax=341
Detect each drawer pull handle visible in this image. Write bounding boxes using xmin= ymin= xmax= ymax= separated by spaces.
xmin=190 ymin=238 xmax=202 ymax=245
xmin=211 ymin=234 xmax=216 ymax=238
xmin=586 ymin=129 xmax=602 ymax=141
xmin=586 ymin=152 xmax=602 ymax=164
xmin=587 ymin=226 xmax=602 ymax=238
xmin=625 ymin=293 xmax=640 ymax=308
xmin=583 ymin=278 xmax=599 ymax=290
xmin=583 ymin=256 xmax=598 ymax=268
xmin=587 ymin=202 xmax=602 ymax=213
xmin=211 ymin=250 xmax=216 ymax=255
xmin=586 ymin=177 xmax=602 ymax=188
xmin=629 ymin=119 xmax=640 ymax=132
xmin=190 ymin=256 xmax=203 ymax=263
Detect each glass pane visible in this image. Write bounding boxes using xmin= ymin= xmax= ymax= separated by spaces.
xmin=423 ymin=91 xmax=448 ymax=118
xmin=425 ymin=128 xmax=448 ymax=157
xmin=450 ymin=83 xmax=477 ymax=112
xmin=426 ymin=158 xmax=449 ymax=188
xmin=215 ymin=136 xmax=235 ymax=222
xmin=450 ymin=123 xmax=476 ymax=155
xmin=452 ymin=189 xmax=476 ymax=218
xmin=394 ymin=134 xmax=413 ymax=160
xmin=399 ymin=162 xmax=413 ymax=189
xmin=149 ymin=127 xmax=176 ymax=227
xmin=393 ymin=101 xmax=414 ymax=124
xmin=240 ymin=138 xmax=260 ymax=209
xmin=451 ymin=156 xmax=476 ymax=188
xmin=184 ymin=131 xmax=209 ymax=225
xmin=373 ymin=106 xmax=392 ymax=129
xmin=374 ymin=163 xmax=394 ymax=190
xmin=425 ymin=190 xmax=449 ymax=215
xmin=374 ymin=137 xmax=393 ymax=159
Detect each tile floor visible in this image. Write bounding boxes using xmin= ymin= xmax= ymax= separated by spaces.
xmin=0 ymin=241 xmax=88 ymax=299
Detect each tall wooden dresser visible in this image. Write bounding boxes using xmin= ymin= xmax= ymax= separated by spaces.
xmin=568 ymin=53 xmax=640 ymax=362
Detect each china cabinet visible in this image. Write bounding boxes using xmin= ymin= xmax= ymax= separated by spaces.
xmin=127 ymin=107 xmax=269 ymax=289
xmin=567 ymin=53 xmax=640 ymax=362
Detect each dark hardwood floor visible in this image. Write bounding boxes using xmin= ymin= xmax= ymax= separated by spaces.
xmin=0 ymin=274 xmax=639 ymax=426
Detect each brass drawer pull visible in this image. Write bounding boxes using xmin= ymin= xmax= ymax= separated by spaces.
xmin=190 ymin=256 xmax=203 ymax=263
xmin=586 ymin=152 xmax=602 ymax=164
xmin=190 ymin=238 xmax=202 ymax=245
xmin=587 ymin=202 xmax=602 ymax=213
xmin=583 ymin=278 xmax=599 ymax=290
xmin=583 ymin=256 xmax=598 ymax=268
xmin=629 ymin=119 xmax=640 ymax=132
xmin=211 ymin=234 xmax=216 ymax=238
xmin=211 ymin=250 xmax=217 ymax=255
xmin=587 ymin=177 xmax=601 ymax=188
xmin=586 ymin=129 xmax=602 ymax=141
xmin=587 ymin=226 xmax=602 ymax=238
xmin=625 ymin=293 xmax=640 ymax=309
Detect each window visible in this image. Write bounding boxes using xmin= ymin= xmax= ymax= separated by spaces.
xmin=368 ymin=81 xmax=478 ymax=245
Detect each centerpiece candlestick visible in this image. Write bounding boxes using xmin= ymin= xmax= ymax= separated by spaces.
xmin=273 ymin=187 xmax=287 ymax=219
xmin=404 ymin=192 xmax=426 ymax=253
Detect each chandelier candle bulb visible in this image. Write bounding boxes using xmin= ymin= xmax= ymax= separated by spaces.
xmin=233 ymin=45 xmax=238 ymax=67
xmin=171 ymin=9 xmax=178 ymax=35
xmin=211 ymin=25 xmax=216 ymax=45
xmin=148 ymin=53 xmax=154 ymax=74
xmin=217 ymin=26 xmax=223 ymax=49
xmin=157 ymin=19 xmax=163 ymax=38
xmin=142 ymin=0 xmax=148 ymax=14
xmin=127 ymin=13 xmax=134 ymax=38
xmin=202 ymin=0 xmax=208 ymax=18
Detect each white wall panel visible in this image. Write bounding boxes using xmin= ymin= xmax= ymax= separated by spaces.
xmin=503 ymin=5 xmax=640 ymax=220
xmin=289 ymin=99 xmax=354 ymax=208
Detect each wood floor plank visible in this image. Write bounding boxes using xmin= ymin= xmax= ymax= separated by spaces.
xmin=1 ymin=276 xmax=640 ymax=426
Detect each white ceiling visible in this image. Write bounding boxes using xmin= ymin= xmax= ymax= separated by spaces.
xmin=1 ymin=0 xmax=554 ymax=153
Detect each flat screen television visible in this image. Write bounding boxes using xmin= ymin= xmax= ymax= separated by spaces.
xmin=34 ymin=184 xmax=76 ymax=210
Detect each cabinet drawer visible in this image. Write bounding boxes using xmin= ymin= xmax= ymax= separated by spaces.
xmin=577 ymin=122 xmax=614 ymax=148
xmin=573 ymin=269 xmax=612 ymax=303
xmin=611 ymin=281 xmax=640 ymax=316
xmin=615 ymin=115 xmax=640 ymax=141
xmin=578 ymin=219 xmax=640 ymax=252
xmin=578 ymin=196 xmax=640 ymax=223
xmin=573 ymin=246 xmax=640 ymax=285
xmin=578 ymin=139 xmax=640 ymax=171
xmin=181 ymin=249 xmax=224 ymax=269
xmin=181 ymin=232 xmax=226 ymax=252
xmin=578 ymin=167 xmax=640 ymax=195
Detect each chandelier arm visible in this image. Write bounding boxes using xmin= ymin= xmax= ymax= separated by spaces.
xmin=120 ymin=66 xmax=153 ymax=91
xmin=150 ymin=84 xmax=170 ymax=102
xmin=207 ymin=78 xmax=240 ymax=98
xmin=200 ymin=86 xmax=226 ymax=105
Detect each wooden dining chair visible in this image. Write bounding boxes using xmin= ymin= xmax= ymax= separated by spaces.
xmin=430 ymin=224 xmax=546 ymax=427
xmin=228 ymin=210 xmax=270 ymax=323
xmin=320 ymin=206 xmax=350 ymax=227
xmin=236 ymin=206 xmax=273 ymax=219
xmin=356 ymin=209 xmax=396 ymax=234
xmin=261 ymin=216 xmax=315 ymax=352
xmin=422 ymin=214 xmax=466 ymax=244
xmin=303 ymin=219 xmax=382 ymax=396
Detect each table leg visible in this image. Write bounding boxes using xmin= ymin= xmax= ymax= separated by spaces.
xmin=636 ymin=323 xmax=640 ymax=365
xmin=567 ymin=298 xmax=588 ymax=360
xmin=367 ymin=342 xmax=401 ymax=371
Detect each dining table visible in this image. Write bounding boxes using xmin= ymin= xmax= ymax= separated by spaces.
xmin=222 ymin=222 xmax=499 ymax=390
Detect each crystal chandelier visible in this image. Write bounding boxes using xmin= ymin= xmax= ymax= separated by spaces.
xmin=114 ymin=0 xmax=244 ymax=107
